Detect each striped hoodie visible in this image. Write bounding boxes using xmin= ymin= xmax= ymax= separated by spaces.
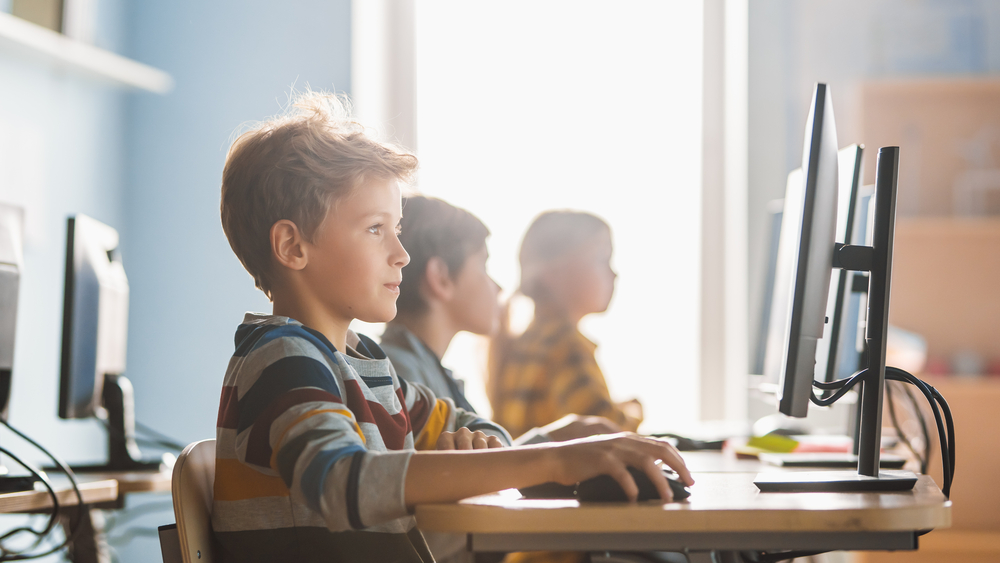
xmin=213 ymin=313 xmax=511 ymax=563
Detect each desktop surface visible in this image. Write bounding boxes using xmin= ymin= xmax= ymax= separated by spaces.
xmin=415 ymin=472 xmax=950 ymax=553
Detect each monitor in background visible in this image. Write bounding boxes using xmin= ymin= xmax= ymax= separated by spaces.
xmin=0 ymin=203 xmax=40 ymax=491
xmin=754 ymin=83 xmax=916 ymax=492
xmin=757 ymin=196 xmax=789 ymax=380
xmin=59 ymin=214 xmax=164 ymax=472
xmin=0 ymin=203 xmax=23 ymax=424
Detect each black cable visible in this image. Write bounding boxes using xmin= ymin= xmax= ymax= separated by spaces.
xmin=810 ymin=369 xmax=865 ymax=406
xmin=811 ymin=367 xmax=955 ymax=499
xmin=884 ymin=369 xmax=954 ymax=498
xmin=133 ymin=421 xmax=186 ymax=451
xmin=0 ymin=445 xmax=60 ymax=558
xmin=901 ymin=382 xmax=932 ymax=475
xmin=885 ymin=381 xmax=926 ymax=473
xmin=886 ymin=372 xmax=948 ymax=493
xmin=97 ymin=418 xmax=184 ymax=453
xmin=925 ymin=381 xmax=956 ymax=491
xmin=0 ymin=420 xmax=88 ymax=561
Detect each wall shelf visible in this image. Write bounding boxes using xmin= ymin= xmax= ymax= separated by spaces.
xmin=0 ymin=11 xmax=173 ymax=94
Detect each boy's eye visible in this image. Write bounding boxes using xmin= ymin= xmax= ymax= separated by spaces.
xmin=395 ymin=225 xmax=403 ymax=236
xmin=368 ymin=224 xmax=382 ymax=235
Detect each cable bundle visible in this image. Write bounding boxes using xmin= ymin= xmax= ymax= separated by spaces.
xmin=811 ymin=367 xmax=956 ymax=498
xmin=0 ymin=420 xmax=85 ymax=561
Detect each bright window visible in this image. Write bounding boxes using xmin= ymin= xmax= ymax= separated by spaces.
xmin=414 ymin=0 xmax=703 ymax=431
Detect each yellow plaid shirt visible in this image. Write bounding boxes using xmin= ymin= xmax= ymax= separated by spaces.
xmin=490 ymin=313 xmax=641 ymax=438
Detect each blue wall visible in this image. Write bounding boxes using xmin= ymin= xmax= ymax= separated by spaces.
xmin=1 ymin=1 xmax=350 ymax=561
xmin=118 ymin=2 xmax=351 ymax=560
xmin=0 ymin=4 xmax=128 ymax=562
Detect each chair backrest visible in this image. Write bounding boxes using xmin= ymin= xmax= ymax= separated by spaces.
xmin=172 ymin=439 xmax=217 ymax=563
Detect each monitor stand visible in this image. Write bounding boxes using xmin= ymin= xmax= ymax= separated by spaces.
xmin=51 ymin=374 xmax=168 ymax=474
xmin=0 ymin=462 xmax=41 ymax=493
xmin=754 ymin=469 xmax=917 ymax=492
xmin=754 ymin=147 xmax=918 ymax=494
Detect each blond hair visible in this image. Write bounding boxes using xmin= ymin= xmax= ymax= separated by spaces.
xmin=220 ymin=91 xmax=418 ymax=299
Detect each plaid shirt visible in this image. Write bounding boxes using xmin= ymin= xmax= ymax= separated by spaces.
xmin=489 ymin=312 xmax=641 ymax=438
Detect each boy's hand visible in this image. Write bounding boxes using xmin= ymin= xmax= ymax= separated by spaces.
xmin=436 ymin=427 xmax=505 ymax=450
xmin=545 ymin=432 xmax=693 ymax=502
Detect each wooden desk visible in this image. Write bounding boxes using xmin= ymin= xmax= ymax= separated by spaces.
xmin=415 ymin=472 xmax=951 ymax=554
xmin=0 ymin=471 xmax=170 ymax=563
xmin=0 ymin=479 xmax=118 ymax=513
xmin=86 ymin=469 xmax=172 ymax=503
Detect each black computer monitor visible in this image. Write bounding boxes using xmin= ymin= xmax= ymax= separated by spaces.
xmin=0 ymin=204 xmax=23 ymax=424
xmin=754 ymin=84 xmax=916 ymax=492
xmin=59 ymin=214 xmax=163 ymax=471
xmin=0 ymin=203 xmax=40 ymax=491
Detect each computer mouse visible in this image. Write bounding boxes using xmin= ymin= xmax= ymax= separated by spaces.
xmin=517 ymin=480 xmax=577 ymax=499
xmin=576 ymin=466 xmax=691 ymax=502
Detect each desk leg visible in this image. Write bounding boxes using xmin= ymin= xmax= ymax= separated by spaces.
xmin=60 ymin=507 xmax=111 ymax=563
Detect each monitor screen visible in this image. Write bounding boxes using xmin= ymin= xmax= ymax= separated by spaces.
xmin=0 ymin=203 xmax=24 ymax=422
xmin=59 ymin=214 xmax=130 ymax=420
xmin=775 ymin=83 xmax=840 ymax=418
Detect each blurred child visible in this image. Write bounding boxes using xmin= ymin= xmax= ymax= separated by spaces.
xmin=489 ymin=211 xmax=643 ymax=439
xmin=381 ymin=196 xmax=623 ymax=563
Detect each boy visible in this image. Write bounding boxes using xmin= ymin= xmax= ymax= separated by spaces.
xmin=215 ymin=91 xmax=693 ymax=563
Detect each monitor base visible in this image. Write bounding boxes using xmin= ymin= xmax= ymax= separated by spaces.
xmin=758 ymin=452 xmax=907 ymax=469
xmin=0 ymin=475 xmax=41 ymax=493
xmin=56 ymin=458 xmax=167 ymax=474
xmin=754 ymin=470 xmax=918 ymax=492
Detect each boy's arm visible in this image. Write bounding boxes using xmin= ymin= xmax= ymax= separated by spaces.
xmin=402 ymin=377 xmax=512 ymax=448
xmin=404 ymin=432 xmax=694 ymax=507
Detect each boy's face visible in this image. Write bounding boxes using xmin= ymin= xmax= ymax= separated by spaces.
xmin=304 ymin=177 xmax=409 ymax=326
xmin=446 ymin=245 xmax=501 ymax=336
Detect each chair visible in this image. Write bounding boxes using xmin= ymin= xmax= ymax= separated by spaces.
xmin=163 ymin=439 xmax=217 ymax=563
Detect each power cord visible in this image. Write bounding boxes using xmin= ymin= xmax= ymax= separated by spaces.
xmin=0 ymin=420 xmax=87 ymax=561
xmin=97 ymin=418 xmax=186 ymax=452
xmin=0 ymin=446 xmax=60 ymax=558
xmin=885 ymin=380 xmax=930 ymax=475
xmin=811 ymin=367 xmax=955 ymax=498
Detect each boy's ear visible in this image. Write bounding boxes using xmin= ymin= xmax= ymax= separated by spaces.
xmin=422 ymin=256 xmax=455 ymax=302
xmin=270 ymin=220 xmax=308 ymax=271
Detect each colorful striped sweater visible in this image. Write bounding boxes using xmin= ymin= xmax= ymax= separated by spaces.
xmin=213 ymin=313 xmax=511 ymax=563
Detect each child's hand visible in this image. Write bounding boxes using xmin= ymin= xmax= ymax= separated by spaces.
xmin=542 ymin=414 xmax=623 ymax=441
xmin=436 ymin=427 xmax=506 ymax=450
xmin=546 ymin=432 xmax=693 ymax=502
xmin=616 ymin=399 xmax=644 ymax=423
